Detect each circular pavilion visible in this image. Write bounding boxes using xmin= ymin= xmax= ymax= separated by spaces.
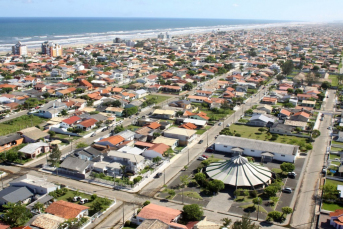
xmin=205 ymin=155 xmax=272 ymax=189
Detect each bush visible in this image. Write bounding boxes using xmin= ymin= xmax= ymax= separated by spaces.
xmin=143 ymin=201 xmax=150 ymax=207
xmin=91 ymin=194 xmax=98 ymax=201
xmin=133 ymin=176 xmax=143 ymax=184
xmin=137 ymin=208 xmax=141 ymax=214
xmin=125 ymin=220 xmax=131 ymax=226
xmin=250 ymin=190 xmax=258 ymax=198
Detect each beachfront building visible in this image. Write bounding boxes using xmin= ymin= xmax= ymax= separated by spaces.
xmin=12 ymin=41 xmax=27 ymax=56
xmin=41 ymin=41 xmax=62 ymax=57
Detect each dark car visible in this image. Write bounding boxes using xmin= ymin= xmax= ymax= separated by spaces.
xmin=155 ymin=172 xmax=163 ymax=178
xmin=282 ymin=188 xmax=292 ymax=193
xmin=206 ymin=148 xmax=214 ymax=153
xmin=288 ymin=172 xmax=296 ymax=178
xmin=198 ymin=140 xmax=204 ymax=144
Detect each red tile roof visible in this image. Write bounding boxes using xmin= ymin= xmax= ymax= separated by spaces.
xmin=294 ymin=111 xmax=310 ymax=118
xmin=45 ymin=200 xmax=89 ymax=219
xmin=147 ymin=122 xmax=161 ymax=129
xmin=99 ymin=135 xmax=125 ymax=146
xmin=78 ymin=118 xmax=97 ymax=128
xmin=147 ymin=143 xmax=169 ymax=155
xmin=62 ymin=116 xmax=81 ymax=125
xmin=137 ymin=204 xmax=186 ymax=229
xmin=135 ymin=141 xmax=155 ymax=148
xmin=179 ymin=122 xmax=197 ymax=130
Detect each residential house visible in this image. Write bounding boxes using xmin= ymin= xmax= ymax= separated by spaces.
xmin=106 ymin=150 xmax=145 ymax=174
xmin=45 ymin=200 xmax=89 ymax=219
xmin=34 ymin=100 xmax=67 ymax=119
xmin=135 ymin=89 xmax=148 ymax=99
xmin=196 ymin=90 xmax=213 ymax=97
xmin=152 ymin=136 xmax=178 ymax=149
xmin=215 ymin=135 xmax=299 ymax=163
xmin=96 ymin=135 xmax=125 ymax=148
xmin=284 ymin=120 xmax=308 ymax=130
xmin=31 ymin=214 xmax=65 ymax=229
xmin=291 ymin=111 xmax=310 ymax=122
xmin=136 ymin=204 xmax=187 ymax=229
xmin=18 ymin=142 xmax=50 ymax=158
xmin=0 ymin=133 xmax=24 ymax=153
xmin=106 ymin=107 xmax=124 ymax=117
xmin=60 ymin=116 xmax=81 ymax=129
xmin=115 ymin=130 xmax=135 ymax=141
xmin=0 ymin=186 xmax=34 ymax=206
xmin=301 ymin=100 xmax=316 ymax=107
xmin=270 ymin=123 xmax=293 ymax=135
xmin=278 ymin=109 xmax=292 ymax=119
xmin=169 ymin=100 xmax=192 ymax=110
xmin=73 ymin=146 xmax=103 ymax=161
xmin=152 ymin=109 xmax=175 ymax=119
xmin=188 ymin=95 xmax=208 ymax=103
xmin=18 ymin=127 xmax=50 ymax=143
xmin=329 ymin=209 xmax=343 ymax=229
xmin=163 ymin=127 xmax=197 ymax=146
xmin=76 ymin=118 xmax=98 ymax=131
xmin=337 ymin=132 xmax=343 ymax=142
xmin=59 ymin=157 xmax=93 ymax=178
xmin=9 ymin=174 xmax=58 ymax=195
xmin=179 ymin=122 xmax=198 ymax=130
xmin=142 ymin=143 xmax=169 ymax=159
xmin=160 ymin=85 xmax=182 ymax=93
xmin=136 ymin=219 xmax=169 ymax=229
xmin=247 ymin=114 xmax=276 ymax=127
xmin=256 ymin=105 xmax=273 ymax=114
xmin=261 ymin=97 xmax=277 ymax=105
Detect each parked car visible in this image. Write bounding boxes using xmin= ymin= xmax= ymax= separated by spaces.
xmin=202 ymin=155 xmax=208 ymax=159
xmin=80 ymin=198 xmax=88 ymax=204
xmin=288 ymin=172 xmax=296 ymax=178
xmin=282 ymin=188 xmax=292 ymax=193
xmin=73 ymin=196 xmax=81 ymax=202
xmin=91 ymin=132 xmax=96 ymax=137
xmin=197 ymin=156 xmax=206 ymax=161
xmin=155 ymin=172 xmax=163 ymax=178
xmin=206 ymin=148 xmax=214 ymax=153
xmin=198 ymin=140 xmax=204 ymax=144
xmin=218 ymin=122 xmax=223 ymax=126
xmin=226 ymin=124 xmax=230 ymax=127
xmin=102 ymin=127 xmax=108 ymax=132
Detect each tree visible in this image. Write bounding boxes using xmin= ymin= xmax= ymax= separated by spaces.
xmin=267 ymin=211 xmax=283 ymax=222
xmin=264 ymin=185 xmax=278 ymax=197
xmin=143 ymin=200 xmax=151 ymax=207
xmin=32 ymin=202 xmax=45 ymax=213
xmin=180 ymin=175 xmax=189 ymax=188
xmin=48 ymin=130 xmax=56 ymax=137
xmin=295 ymin=127 xmax=302 ymax=133
xmin=207 ymin=179 xmax=225 ymax=194
xmin=252 ymin=197 xmax=262 ymax=206
xmin=2 ymin=87 xmax=13 ymax=93
xmin=2 ymin=202 xmax=32 ymax=227
xmin=205 ymin=56 xmax=216 ymax=63
xmin=294 ymin=88 xmax=303 ymax=95
xmin=312 ymin=129 xmax=321 ymax=138
xmin=24 ymin=98 xmax=38 ymax=109
xmin=281 ymin=60 xmax=294 ymax=75
xmin=287 ymin=88 xmax=294 ymax=94
xmin=232 ymin=214 xmax=259 ymax=229
xmin=91 ymin=198 xmax=111 ymax=212
xmin=221 ymin=218 xmax=232 ymax=227
xmin=152 ymin=156 xmax=162 ymax=164
xmin=269 ymin=196 xmax=279 ymax=206
xmin=313 ymin=65 xmax=320 ymax=71
xmin=113 ymin=125 xmax=124 ymax=134
xmin=194 ymin=172 xmax=207 ymax=186
xmin=321 ymin=81 xmax=331 ymax=90
xmin=248 ymin=48 xmax=257 ymax=57
xmin=183 ymin=82 xmax=193 ymax=91
xmin=120 ymin=165 xmax=127 ymax=177
xmin=182 ymin=204 xmax=204 ymax=221
xmin=49 ymin=145 xmax=62 ymax=167
xmin=258 ymin=127 xmax=265 ymax=133
xmin=61 ymin=109 xmax=68 ymax=116
xmin=322 ymin=183 xmax=339 ymax=203
xmin=124 ymin=106 xmax=138 ymax=117
xmin=280 ymin=162 xmax=295 ymax=173
xmin=282 ymin=206 xmax=293 ymax=216
xmin=153 ymin=132 xmax=161 ymax=138
xmin=76 ymin=142 xmax=88 ymax=149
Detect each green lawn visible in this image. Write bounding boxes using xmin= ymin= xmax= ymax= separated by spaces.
xmin=146 ymin=95 xmax=170 ymax=104
xmin=177 ymin=191 xmax=203 ymax=200
xmin=196 ymin=126 xmax=211 ymax=135
xmin=0 ymin=115 xmax=47 ymax=136
xmin=325 ymin=179 xmax=343 ymax=188
xmin=228 ymin=124 xmax=308 ymax=146
xmin=127 ymin=125 xmax=141 ymax=131
xmin=54 ymin=133 xmax=80 ymax=140
xmin=329 ymin=75 xmax=339 ymax=87
xmin=322 ymin=202 xmax=343 ymax=211
xmin=333 ymin=141 xmax=343 ymax=146
xmin=57 ymin=190 xmax=94 ymax=208
xmin=331 ymin=147 xmax=343 ymax=152
xmin=330 ymin=154 xmax=340 ymax=160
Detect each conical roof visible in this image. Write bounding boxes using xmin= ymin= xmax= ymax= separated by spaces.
xmin=206 ymin=155 xmax=272 ymax=187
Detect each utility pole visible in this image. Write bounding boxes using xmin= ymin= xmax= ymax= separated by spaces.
xmin=122 ymin=203 xmax=125 ymax=226
xmin=188 ymin=149 xmax=189 ymax=165
xmin=164 ymin=168 xmax=166 ymax=185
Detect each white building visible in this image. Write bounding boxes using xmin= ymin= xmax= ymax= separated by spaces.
xmin=12 ymin=41 xmax=27 ymax=56
xmin=214 ymin=135 xmax=299 ymax=163
xmin=10 ymin=174 xmax=58 ymax=195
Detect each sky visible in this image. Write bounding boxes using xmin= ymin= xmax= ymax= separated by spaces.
xmin=0 ymin=0 xmax=343 ymax=22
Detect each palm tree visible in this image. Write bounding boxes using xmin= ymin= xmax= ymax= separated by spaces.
xmin=120 ymin=165 xmax=127 ymax=178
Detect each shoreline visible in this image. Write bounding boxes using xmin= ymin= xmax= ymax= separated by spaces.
xmin=0 ymin=21 xmax=318 ymax=55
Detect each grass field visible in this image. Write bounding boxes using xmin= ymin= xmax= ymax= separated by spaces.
xmin=329 ymin=75 xmax=339 ymax=87
xmin=333 ymin=141 xmax=343 ymax=146
xmin=330 ymin=154 xmax=340 ymax=160
xmin=196 ymin=126 xmax=211 ymax=135
xmin=325 ymin=179 xmax=343 ymax=188
xmin=146 ymin=95 xmax=170 ymax=104
xmin=322 ymin=179 xmax=343 ymax=211
xmin=0 ymin=115 xmax=47 ymax=136
xmin=228 ymin=124 xmax=308 ymax=146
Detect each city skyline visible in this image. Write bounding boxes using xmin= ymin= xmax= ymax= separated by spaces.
xmin=0 ymin=0 xmax=343 ymax=22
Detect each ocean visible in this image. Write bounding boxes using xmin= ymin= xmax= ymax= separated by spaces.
xmin=0 ymin=17 xmax=291 ymax=52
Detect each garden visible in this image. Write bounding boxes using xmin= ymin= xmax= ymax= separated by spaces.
xmin=321 ymin=179 xmax=343 ymax=211
xmin=0 ymin=115 xmax=46 ymax=136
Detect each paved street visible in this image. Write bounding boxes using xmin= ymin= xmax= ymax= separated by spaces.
xmin=291 ymin=90 xmax=336 ymax=228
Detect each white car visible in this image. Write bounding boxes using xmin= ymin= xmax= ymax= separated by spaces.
xmin=197 ymin=156 xmax=206 ymax=161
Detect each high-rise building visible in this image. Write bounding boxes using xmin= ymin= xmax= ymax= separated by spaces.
xmin=41 ymin=41 xmax=62 ymax=57
xmin=114 ymin=37 xmax=121 ymax=43
xmin=157 ymin=33 xmax=165 ymax=40
xmin=12 ymin=41 xmax=27 ymax=56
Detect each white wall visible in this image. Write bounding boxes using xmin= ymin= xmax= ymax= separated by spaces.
xmin=215 ymin=143 xmax=296 ymax=163
xmin=142 ymin=150 xmax=164 ymax=159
